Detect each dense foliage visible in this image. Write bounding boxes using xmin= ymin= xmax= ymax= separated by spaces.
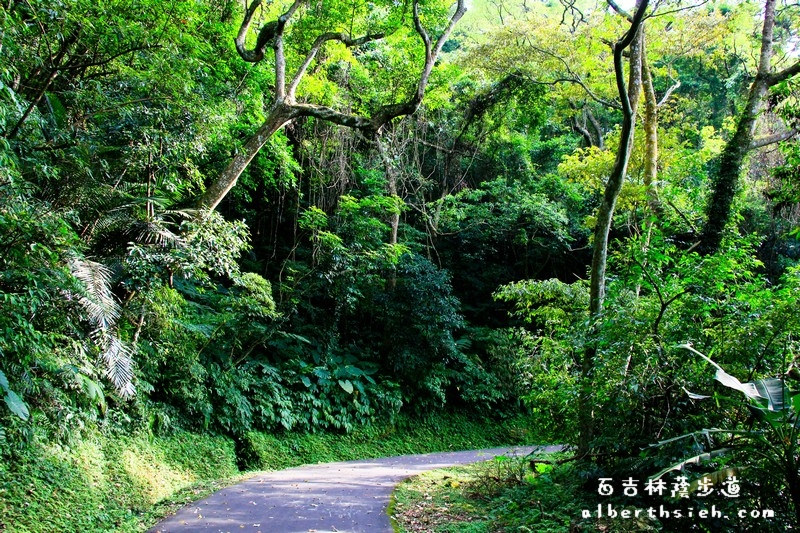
xmin=2 ymin=0 xmax=800 ymax=530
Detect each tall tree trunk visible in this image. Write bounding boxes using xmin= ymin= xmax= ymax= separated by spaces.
xmin=636 ymin=47 xmax=660 ymax=297
xmin=699 ymin=0 xmax=779 ymax=254
xmin=578 ymin=0 xmax=648 ymax=458
xmin=641 ymin=49 xmax=660 ymax=216
xmin=375 ymin=135 xmax=400 ymax=245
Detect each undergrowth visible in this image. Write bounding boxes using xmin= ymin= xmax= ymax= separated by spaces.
xmin=391 ymin=455 xmax=601 ymax=533
xmin=0 ymin=430 xmax=240 ymax=532
xmin=242 ymin=413 xmax=539 ymax=470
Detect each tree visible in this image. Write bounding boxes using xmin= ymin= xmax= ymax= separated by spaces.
xmin=700 ymin=0 xmax=800 ymax=255
xmin=578 ymin=0 xmax=649 ymax=458
xmin=199 ymin=0 xmax=467 ymax=211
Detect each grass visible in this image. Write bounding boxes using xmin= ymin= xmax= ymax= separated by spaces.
xmin=391 ymin=454 xmax=800 ymax=533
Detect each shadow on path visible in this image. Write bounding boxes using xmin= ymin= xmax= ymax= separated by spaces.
xmin=149 ymin=445 xmax=563 ymax=533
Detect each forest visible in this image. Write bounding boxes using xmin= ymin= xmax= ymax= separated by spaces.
xmin=1 ymin=0 xmax=800 ymax=530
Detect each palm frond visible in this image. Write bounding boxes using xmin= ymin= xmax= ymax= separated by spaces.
xmin=165 ymin=207 xmax=199 ymax=220
xmin=92 ymin=209 xmax=137 ymax=235
xmin=100 ymin=336 xmax=135 ymax=398
xmin=69 ymin=257 xmax=135 ymax=398
xmin=69 ymin=257 xmax=119 ymax=328
xmin=136 ymin=220 xmax=183 ymax=247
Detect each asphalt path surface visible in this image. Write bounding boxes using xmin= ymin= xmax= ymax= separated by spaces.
xmin=149 ymin=445 xmax=562 ymax=533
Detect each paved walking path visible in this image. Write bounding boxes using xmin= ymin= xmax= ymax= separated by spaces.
xmin=149 ymin=445 xmax=561 ymax=533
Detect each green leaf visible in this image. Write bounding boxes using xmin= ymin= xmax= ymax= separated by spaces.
xmin=4 ymin=390 xmax=29 ymax=421
xmin=313 ymin=368 xmax=331 ymax=380
xmin=0 ymin=369 xmax=8 ymax=391
xmin=792 ymin=392 xmax=800 ymax=413
xmin=300 ymin=376 xmax=312 ymax=388
xmin=77 ymin=374 xmax=107 ymax=414
xmin=338 ymin=379 xmax=354 ymax=394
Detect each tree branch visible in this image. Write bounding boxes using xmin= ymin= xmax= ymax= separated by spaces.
xmin=607 ymin=0 xmax=632 ymax=20
xmin=657 ymin=78 xmax=681 ymax=107
xmin=647 ymin=0 xmax=710 ymax=19
xmin=572 ymin=114 xmax=594 ymax=146
xmin=234 ymin=0 xmax=304 ymax=63
xmin=292 ymin=102 xmax=372 ymax=130
xmin=274 ymin=0 xmax=306 ymax=99
xmin=201 ymin=0 xmax=467 ymax=210
xmin=768 ymin=59 xmax=800 ymax=86
xmin=235 ymin=0 xmax=269 ymax=62
xmin=749 ymin=128 xmax=798 ymax=149
xmin=369 ymin=0 xmax=467 ymax=130
xmin=61 ymin=45 xmax=158 ymax=71
xmin=413 ymin=0 xmax=432 ymax=55
xmin=523 ymin=40 xmax=623 ymax=109
xmin=586 ymin=106 xmax=605 ymax=148
xmin=545 ymin=77 xmax=622 ymax=109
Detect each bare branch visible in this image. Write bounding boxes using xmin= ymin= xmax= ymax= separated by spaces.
xmin=522 ymin=41 xmax=622 ymax=109
xmin=586 ymin=106 xmax=605 ymax=148
xmin=559 ymin=0 xmax=586 ymax=31
xmin=646 ymin=0 xmax=710 ymax=18
xmin=275 ymin=0 xmax=306 ymax=99
xmin=413 ymin=0 xmax=432 ymax=54
xmin=572 ymin=115 xmax=594 ymax=146
xmin=234 ymin=0 xmax=268 ymax=62
xmin=292 ymin=102 xmax=372 ymax=130
xmin=529 ymin=77 xmax=622 ymax=109
xmin=657 ymin=78 xmax=681 ymax=107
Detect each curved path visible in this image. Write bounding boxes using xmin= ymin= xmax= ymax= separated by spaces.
xmin=149 ymin=445 xmax=561 ymax=533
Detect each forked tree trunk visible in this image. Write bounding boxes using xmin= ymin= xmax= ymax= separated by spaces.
xmin=578 ymin=0 xmax=648 ymax=459
xmin=197 ymin=0 xmax=467 ymax=212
